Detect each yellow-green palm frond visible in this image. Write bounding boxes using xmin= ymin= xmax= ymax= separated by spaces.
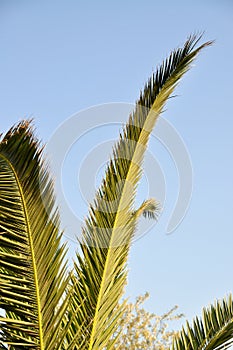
xmin=133 ymin=198 xmax=160 ymax=220
xmin=0 ymin=121 xmax=69 ymax=349
xmin=73 ymin=34 xmax=212 ymax=350
xmin=172 ymin=294 xmax=233 ymax=350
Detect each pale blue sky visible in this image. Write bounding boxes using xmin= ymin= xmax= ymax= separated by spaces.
xmin=1 ymin=0 xmax=233 ymax=332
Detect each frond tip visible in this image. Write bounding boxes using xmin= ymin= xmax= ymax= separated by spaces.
xmin=133 ymin=198 xmax=160 ymax=220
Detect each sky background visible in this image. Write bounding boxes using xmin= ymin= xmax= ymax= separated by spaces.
xmin=1 ymin=0 xmax=233 ymax=335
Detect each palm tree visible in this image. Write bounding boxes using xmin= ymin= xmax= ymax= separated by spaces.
xmin=1 ymin=34 xmax=231 ymax=350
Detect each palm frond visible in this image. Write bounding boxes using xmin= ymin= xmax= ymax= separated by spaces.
xmin=0 ymin=121 xmax=69 ymax=349
xmin=73 ymin=34 xmax=212 ymax=349
xmin=171 ymin=294 xmax=233 ymax=350
xmin=133 ymin=198 xmax=160 ymax=220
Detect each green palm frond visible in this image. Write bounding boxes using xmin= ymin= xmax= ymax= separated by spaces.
xmin=0 ymin=121 xmax=69 ymax=349
xmin=72 ymin=34 xmax=212 ymax=350
xmin=133 ymin=198 xmax=160 ymax=220
xmin=172 ymin=294 xmax=233 ymax=350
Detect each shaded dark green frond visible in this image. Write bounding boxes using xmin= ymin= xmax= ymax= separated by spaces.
xmin=73 ymin=34 xmax=212 ymax=350
xmin=138 ymin=34 xmax=208 ymax=109
xmin=172 ymin=294 xmax=233 ymax=350
xmin=0 ymin=121 xmax=69 ymax=349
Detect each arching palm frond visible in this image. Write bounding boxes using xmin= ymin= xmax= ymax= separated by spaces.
xmin=72 ymin=34 xmax=212 ymax=350
xmin=172 ymin=294 xmax=233 ymax=350
xmin=0 ymin=122 xmax=70 ymax=350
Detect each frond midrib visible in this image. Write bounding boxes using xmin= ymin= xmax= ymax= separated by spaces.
xmin=88 ymin=93 xmax=165 ymax=350
xmin=0 ymin=153 xmax=44 ymax=350
xmin=88 ymin=129 xmax=147 ymax=350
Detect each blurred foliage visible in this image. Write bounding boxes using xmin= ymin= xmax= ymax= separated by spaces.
xmin=113 ymin=293 xmax=184 ymax=349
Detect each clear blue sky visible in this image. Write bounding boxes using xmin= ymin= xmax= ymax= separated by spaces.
xmin=1 ymin=0 xmax=233 ymax=332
